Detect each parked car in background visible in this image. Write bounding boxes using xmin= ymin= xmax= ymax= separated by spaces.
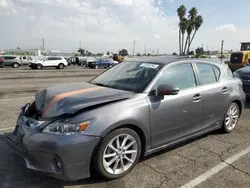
xmin=5 ymin=57 xmax=245 ymax=181
xmin=233 ymin=64 xmax=250 ymax=97
xmin=84 ymin=57 xmax=98 ymax=67
xmin=0 ymin=57 xmax=4 ymax=68
xmin=29 ymin=56 xmax=68 ymax=69
xmin=0 ymin=55 xmax=21 ymax=68
xmin=68 ymin=56 xmax=87 ymax=66
xmin=20 ymin=56 xmax=30 ymax=65
xmin=89 ymin=58 xmax=115 ymax=69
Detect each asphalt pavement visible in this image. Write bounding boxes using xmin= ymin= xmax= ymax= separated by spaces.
xmin=0 ymin=66 xmax=250 ymax=188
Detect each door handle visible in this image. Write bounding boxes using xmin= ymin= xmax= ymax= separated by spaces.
xmin=192 ymin=94 xmax=202 ymax=102
xmin=221 ymin=87 xmax=228 ymax=93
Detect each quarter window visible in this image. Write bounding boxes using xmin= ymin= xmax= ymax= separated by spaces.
xmin=196 ymin=63 xmax=217 ymax=85
xmin=212 ymin=66 xmax=220 ymax=81
xmin=157 ymin=63 xmax=197 ymax=90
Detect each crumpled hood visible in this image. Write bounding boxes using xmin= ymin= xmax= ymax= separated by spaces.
xmin=35 ymin=82 xmax=134 ymax=118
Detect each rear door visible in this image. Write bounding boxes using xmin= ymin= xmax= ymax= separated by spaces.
xmin=3 ymin=56 xmax=15 ymax=66
xmin=195 ymin=63 xmax=229 ymax=131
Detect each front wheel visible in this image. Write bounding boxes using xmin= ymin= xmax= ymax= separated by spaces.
xmin=12 ymin=62 xmax=19 ymax=68
xmin=36 ymin=64 xmax=42 ymax=69
xmin=58 ymin=63 xmax=64 ymax=69
xmin=95 ymin=65 xmax=99 ymax=69
xmin=221 ymin=102 xmax=240 ymax=133
xmin=93 ymin=128 xmax=141 ymax=179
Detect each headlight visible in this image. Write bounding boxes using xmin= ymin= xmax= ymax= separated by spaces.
xmin=233 ymin=72 xmax=241 ymax=79
xmin=42 ymin=119 xmax=94 ymax=135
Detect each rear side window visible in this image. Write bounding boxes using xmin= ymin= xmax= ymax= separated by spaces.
xmin=196 ymin=63 xmax=217 ymax=85
xmin=4 ymin=56 xmax=16 ymax=60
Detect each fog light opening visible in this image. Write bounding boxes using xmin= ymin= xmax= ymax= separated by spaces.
xmin=54 ymin=157 xmax=63 ymax=170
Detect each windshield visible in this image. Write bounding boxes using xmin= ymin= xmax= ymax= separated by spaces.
xmin=90 ymin=61 xmax=163 ymax=92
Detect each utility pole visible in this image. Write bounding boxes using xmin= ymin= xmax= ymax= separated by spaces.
xmin=133 ymin=41 xmax=135 ymax=56
xmin=157 ymin=49 xmax=159 ymax=55
xmin=42 ymin=38 xmax=45 ymax=51
xmin=221 ymin=40 xmax=224 ymax=61
xmin=79 ymin=40 xmax=81 ymax=49
xmin=145 ymin=42 xmax=147 ymax=55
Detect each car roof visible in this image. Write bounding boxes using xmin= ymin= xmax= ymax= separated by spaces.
xmin=125 ymin=56 xmax=225 ymax=67
xmin=125 ymin=56 xmax=188 ymax=64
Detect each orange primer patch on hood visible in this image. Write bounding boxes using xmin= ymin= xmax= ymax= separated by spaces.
xmin=42 ymin=86 xmax=104 ymax=118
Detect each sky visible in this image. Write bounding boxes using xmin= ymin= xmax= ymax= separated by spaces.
xmin=0 ymin=0 xmax=250 ymax=54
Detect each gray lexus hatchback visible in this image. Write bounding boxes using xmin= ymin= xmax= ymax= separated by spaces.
xmin=5 ymin=57 xmax=245 ymax=181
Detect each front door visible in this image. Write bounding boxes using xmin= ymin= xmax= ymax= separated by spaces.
xmin=148 ymin=63 xmax=204 ymax=148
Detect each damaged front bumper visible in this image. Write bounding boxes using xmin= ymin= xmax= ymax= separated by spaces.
xmin=4 ymin=105 xmax=100 ymax=181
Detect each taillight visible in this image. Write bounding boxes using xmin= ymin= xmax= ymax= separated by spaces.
xmin=0 ymin=58 xmax=3 ymax=62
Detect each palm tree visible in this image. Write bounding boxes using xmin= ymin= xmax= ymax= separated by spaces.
xmin=177 ymin=5 xmax=186 ymax=55
xmin=183 ymin=19 xmax=193 ymax=55
xmin=188 ymin=7 xmax=198 ymax=21
xmin=183 ymin=7 xmax=197 ymax=55
xmin=187 ymin=15 xmax=203 ymax=55
xmin=179 ymin=18 xmax=188 ymax=55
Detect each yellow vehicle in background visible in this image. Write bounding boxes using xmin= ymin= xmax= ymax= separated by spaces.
xmin=113 ymin=54 xmax=124 ymax=63
xmin=225 ymin=42 xmax=250 ymax=72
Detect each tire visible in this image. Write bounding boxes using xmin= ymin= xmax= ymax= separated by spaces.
xmin=58 ymin=63 xmax=64 ymax=69
xmin=93 ymin=128 xmax=141 ymax=179
xmin=109 ymin=64 xmax=113 ymax=68
xmin=221 ymin=102 xmax=240 ymax=133
xmin=12 ymin=62 xmax=19 ymax=68
xmin=95 ymin=65 xmax=99 ymax=69
xmin=36 ymin=64 xmax=42 ymax=69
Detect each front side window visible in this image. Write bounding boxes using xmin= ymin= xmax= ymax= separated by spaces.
xmin=156 ymin=63 xmax=197 ymax=90
xmin=90 ymin=61 xmax=163 ymax=92
xmin=196 ymin=63 xmax=217 ymax=85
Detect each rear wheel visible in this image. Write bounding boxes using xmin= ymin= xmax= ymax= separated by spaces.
xmin=12 ymin=62 xmax=19 ymax=68
xmin=93 ymin=128 xmax=141 ymax=179
xmin=221 ymin=102 xmax=240 ymax=133
xmin=95 ymin=65 xmax=99 ymax=69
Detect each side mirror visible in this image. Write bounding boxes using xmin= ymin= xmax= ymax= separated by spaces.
xmin=156 ymin=84 xmax=180 ymax=95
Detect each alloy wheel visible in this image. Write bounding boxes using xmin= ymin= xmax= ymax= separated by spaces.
xmin=102 ymin=134 xmax=138 ymax=175
xmin=225 ymin=104 xmax=239 ymax=131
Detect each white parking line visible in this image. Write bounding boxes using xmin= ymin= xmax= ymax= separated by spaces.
xmin=0 ymin=96 xmax=33 ymax=102
xmin=181 ymin=146 xmax=250 ymax=188
xmin=0 ymin=127 xmax=15 ymax=132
